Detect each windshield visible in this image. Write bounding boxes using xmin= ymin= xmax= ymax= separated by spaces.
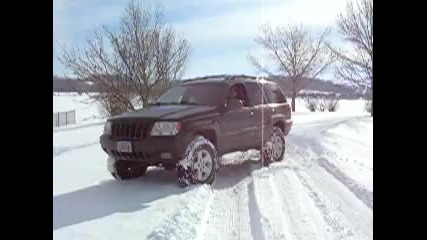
xmin=155 ymin=83 xmax=224 ymax=106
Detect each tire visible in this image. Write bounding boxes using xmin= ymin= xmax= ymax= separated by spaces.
xmin=110 ymin=160 xmax=148 ymax=180
xmin=270 ymin=127 xmax=286 ymax=162
xmin=260 ymin=145 xmax=272 ymax=167
xmin=177 ymin=135 xmax=218 ymax=187
xmin=259 ymin=126 xmax=286 ymax=166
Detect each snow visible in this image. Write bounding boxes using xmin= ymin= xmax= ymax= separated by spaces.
xmin=53 ymin=94 xmax=372 ymax=240
xmin=321 ymin=117 xmax=373 ymax=192
xmin=53 ymin=93 xmax=105 ymax=124
xmin=294 ymin=97 xmax=367 ymax=114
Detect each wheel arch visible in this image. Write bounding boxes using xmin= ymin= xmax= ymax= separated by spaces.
xmin=194 ymin=128 xmax=217 ymax=149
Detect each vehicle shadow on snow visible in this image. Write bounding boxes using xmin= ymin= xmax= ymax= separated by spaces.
xmin=213 ymin=159 xmax=261 ymax=190
xmin=213 ymin=151 xmax=296 ymax=190
xmin=212 ymin=150 xmax=263 ymax=190
xmin=53 ymin=168 xmax=190 ymax=230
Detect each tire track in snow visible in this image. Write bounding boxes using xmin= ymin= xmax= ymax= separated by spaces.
xmin=287 ymin=133 xmax=373 ymax=239
xmin=295 ymin=170 xmax=361 ymax=240
xmin=268 ymin=169 xmax=338 ymax=240
xmin=251 ymin=168 xmax=290 ymax=240
xmin=247 ymin=180 xmax=266 ymax=240
xmin=303 ymin=165 xmax=373 ymax=239
xmin=290 ymin=134 xmax=373 ymax=210
xmin=317 ymin=155 xmax=373 ymax=210
xmin=53 ymin=142 xmax=99 ymax=157
xmin=195 ymin=191 xmax=214 ymax=240
xmin=203 ymin=176 xmax=254 ymax=240
xmin=146 ymin=185 xmax=214 ymax=240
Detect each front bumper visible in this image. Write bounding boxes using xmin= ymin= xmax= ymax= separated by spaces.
xmin=100 ymin=133 xmax=192 ymax=164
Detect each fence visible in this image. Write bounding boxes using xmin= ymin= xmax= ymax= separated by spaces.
xmin=53 ymin=110 xmax=76 ymax=128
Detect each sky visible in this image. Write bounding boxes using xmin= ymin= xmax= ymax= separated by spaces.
xmin=53 ymin=0 xmax=350 ymax=80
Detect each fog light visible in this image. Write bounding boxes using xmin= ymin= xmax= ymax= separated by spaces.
xmin=161 ymin=152 xmax=172 ymax=159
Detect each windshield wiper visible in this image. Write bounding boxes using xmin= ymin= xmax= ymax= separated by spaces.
xmin=180 ymin=100 xmax=198 ymax=105
xmin=154 ymin=102 xmax=180 ymax=105
xmin=154 ymin=101 xmax=198 ymax=105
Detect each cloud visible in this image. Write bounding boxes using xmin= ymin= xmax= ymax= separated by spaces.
xmin=173 ymin=0 xmax=348 ymax=45
xmin=53 ymin=0 xmax=350 ymax=77
xmin=54 ymin=0 xmax=125 ymax=47
xmin=183 ymin=51 xmax=256 ymax=79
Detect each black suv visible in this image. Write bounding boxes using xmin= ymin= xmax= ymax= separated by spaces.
xmin=100 ymin=75 xmax=292 ymax=186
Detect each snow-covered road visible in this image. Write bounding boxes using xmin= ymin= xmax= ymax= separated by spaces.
xmin=53 ymin=112 xmax=373 ymax=240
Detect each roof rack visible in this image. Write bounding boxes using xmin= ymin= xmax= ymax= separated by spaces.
xmin=224 ymin=74 xmax=257 ymax=81
xmin=182 ymin=74 xmax=231 ymax=82
xmin=182 ymin=74 xmax=267 ymax=84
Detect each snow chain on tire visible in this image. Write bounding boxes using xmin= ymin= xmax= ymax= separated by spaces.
xmin=261 ymin=141 xmax=273 ymax=167
xmin=261 ymin=127 xmax=286 ymax=166
xmin=177 ymin=135 xmax=218 ymax=187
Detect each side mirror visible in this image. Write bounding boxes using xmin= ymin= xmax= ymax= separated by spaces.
xmin=225 ymin=98 xmax=243 ymax=111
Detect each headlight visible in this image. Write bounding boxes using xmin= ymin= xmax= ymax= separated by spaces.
xmin=151 ymin=121 xmax=181 ymax=136
xmin=103 ymin=121 xmax=112 ymax=135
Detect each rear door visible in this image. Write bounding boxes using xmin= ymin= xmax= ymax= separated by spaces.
xmin=263 ymin=83 xmax=292 ymax=129
xmin=244 ymin=81 xmax=272 ymax=148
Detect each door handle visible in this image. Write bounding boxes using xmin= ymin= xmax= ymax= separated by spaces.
xmin=250 ymin=111 xmax=254 ymax=116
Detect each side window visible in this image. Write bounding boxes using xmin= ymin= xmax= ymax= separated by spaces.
xmin=264 ymin=84 xmax=287 ymax=103
xmin=273 ymin=85 xmax=287 ymax=103
xmin=263 ymin=85 xmax=275 ymax=103
xmin=244 ymin=82 xmax=265 ymax=106
xmin=229 ymin=83 xmax=249 ymax=106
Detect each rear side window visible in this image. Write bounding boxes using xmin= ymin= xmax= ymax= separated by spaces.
xmin=244 ymin=82 xmax=266 ymax=106
xmin=264 ymin=84 xmax=287 ymax=103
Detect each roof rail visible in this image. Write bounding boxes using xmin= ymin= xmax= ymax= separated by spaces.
xmin=182 ymin=74 xmax=231 ymax=82
xmin=224 ymin=74 xmax=257 ymax=81
xmin=182 ymin=74 xmax=262 ymax=83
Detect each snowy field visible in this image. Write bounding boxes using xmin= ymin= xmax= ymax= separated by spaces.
xmin=53 ymin=93 xmax=368 ymax=121
xmin=53 ymin=93 xmax=373 ymax=240
xmin=53 ymin=93 xmax=105 ymax=124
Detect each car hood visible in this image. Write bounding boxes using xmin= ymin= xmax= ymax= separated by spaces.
xmin=109 ymin=104 xmax=217 ymax=121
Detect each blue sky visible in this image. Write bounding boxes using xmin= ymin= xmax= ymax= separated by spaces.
xmin=53 ymin=0 xmax=349 ymax=79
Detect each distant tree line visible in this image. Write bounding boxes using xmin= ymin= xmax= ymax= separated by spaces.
xmin=53 ymin=76 xmax=100 ymax=93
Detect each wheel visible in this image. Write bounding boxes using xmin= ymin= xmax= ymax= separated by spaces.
xmin=110 ymin=160 xmax=148 ymax=180
xmin=260 ymin=145 xmax=272 ymax=167
xmin=177 ymin=135 xmax=218 ymax=187
xmin=270 ymin=127 xmax=286 ymax=162
xmin=259 ymin=126 xmax=286 ymax=166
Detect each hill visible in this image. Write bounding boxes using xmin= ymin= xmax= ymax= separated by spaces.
xmin=53 ymin=74 xmax=368 ymax=99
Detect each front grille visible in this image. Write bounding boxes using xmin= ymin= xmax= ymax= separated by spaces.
xmin=112 ymin=121 xmax=152 ymax=139
xmin=111 ymin=150 xmax=152 ymax=160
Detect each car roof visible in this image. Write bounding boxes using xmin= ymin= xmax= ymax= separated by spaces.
xmin=181 ymin=74 xmax=276 ymax=86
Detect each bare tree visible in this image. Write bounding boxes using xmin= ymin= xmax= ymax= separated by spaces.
xmin=249 ymin=24 xmax=335 ymax=112
xmin=59 ymin=1 xmax=190 ymax=116
xmin=331 ymin=0 xmax=373 ymax=116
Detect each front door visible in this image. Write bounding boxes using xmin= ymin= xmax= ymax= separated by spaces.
xmin=218 ymin=83 xmax=256 ymax=153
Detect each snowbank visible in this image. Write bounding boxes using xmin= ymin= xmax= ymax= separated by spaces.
xmin=53 ymin=92 xmax=369 ymax=125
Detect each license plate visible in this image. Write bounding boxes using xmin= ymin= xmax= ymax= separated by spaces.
xmin=117 ymin=141 xmax=132 ymax=153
